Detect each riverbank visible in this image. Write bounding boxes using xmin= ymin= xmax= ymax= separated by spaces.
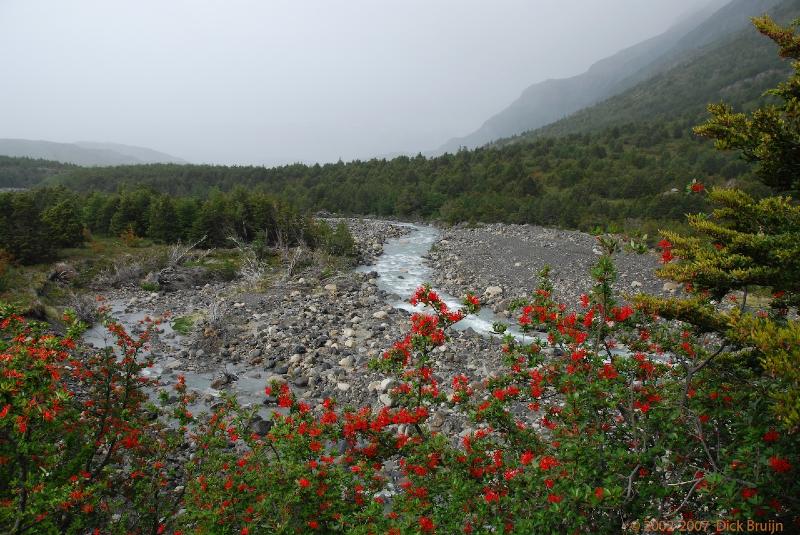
xmin=427 ymin=222 xmax=675 ymax=315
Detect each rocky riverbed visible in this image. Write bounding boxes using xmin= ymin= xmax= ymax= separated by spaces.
xmin=81 ymin=218 xmax=677 ymax=438
xmin=84 ymin=219 xmax=505 ymax=438
xmin=428 ymin=222 xmax=678 ymax=316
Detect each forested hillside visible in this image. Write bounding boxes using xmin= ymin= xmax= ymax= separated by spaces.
xmin=436 ymin=0 xmax=782 ymax=153
xmin=0 ymin=155 xmax=75 ymax=189
xmin=506 ymin=0 xmax=800 ymax=142
xmin=40 ymin=121 xmax=758 ymax=235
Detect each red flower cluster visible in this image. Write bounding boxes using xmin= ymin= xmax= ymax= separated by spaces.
xmin=658 ymin=239 xmax=675 ymax=264
xmin=769 ymin=456 xmax=792 ymax=474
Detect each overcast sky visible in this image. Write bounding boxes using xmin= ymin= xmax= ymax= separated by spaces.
xmin=1 ymin=0 xmax=712 ymax=165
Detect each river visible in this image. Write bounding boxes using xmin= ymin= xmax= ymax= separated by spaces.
xmin=82 ymin=222 xmax=532 ymax=414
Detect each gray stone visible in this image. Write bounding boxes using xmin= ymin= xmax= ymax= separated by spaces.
xmin=294 ymin=376 xmax=309 ymax=387
xmin=249 ymin=416 xmax=273 ymax=436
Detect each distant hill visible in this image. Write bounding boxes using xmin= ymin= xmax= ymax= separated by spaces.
xmin=73 ymin=141 xmax=187 ymax=164
xmin=0 ymin=139 xmax=186 ymax=166
xmin=434 ymin=0 xmax=781 ymax=154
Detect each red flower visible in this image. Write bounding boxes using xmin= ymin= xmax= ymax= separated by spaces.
xmin=742 ymin=487 xmax=758 ymax=500
xmin=321 ymin=411 xmax=337 ymax=425
xmin=547 ymin=494 xmax=562 ymax=503
xmin=598 ymin=363 xmax=618 ymax=380
xmin=763 ymin=429 xmax=779 ymax=443
xmin=690 ymin=182 xmax=705 ymax=193
xmin=308 ymin=520 xmax=319 ymax=529
xmin=298 ymin=478 xmax=310 ymax=488
xmin=594 ymin=487 xmax=604 ymax=500
xmin=483 ymin=488 xmax=500 ymax=503
xmin=769 ymin=456 xmax=792 ymax=473
xmin=16 ymin=416 xmax=27 ymax=434
xmin=0 ymin=404 xmax=9 ymax=419
xmin=613 ymin=305 xmax=634 ymax=322
xmin=520 ymin=451 xmax=534 ymax=465
xmin=419 ymin=516 xmax=435 ymax=532
xmin=539 ymin=456 xmax=558 ymax=471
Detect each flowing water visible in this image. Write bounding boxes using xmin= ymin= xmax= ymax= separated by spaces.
xmin=357 ymin=223 xmax=532 ymax=341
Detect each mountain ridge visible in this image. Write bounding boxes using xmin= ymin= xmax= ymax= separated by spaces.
xmin=0 ymin=138 xmax=186 ymax=167
xmin=493 ymin=0 xmax=800 ymax=146
xmin=433 ymin=0 xmax=779 ymax=155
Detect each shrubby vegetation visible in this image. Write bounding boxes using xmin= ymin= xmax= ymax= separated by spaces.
xmin=1 ymin=233 xmax=797 ymax=532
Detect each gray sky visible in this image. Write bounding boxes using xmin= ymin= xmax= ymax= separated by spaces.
xmin=1 ymin=0 xmax=709 ymax=165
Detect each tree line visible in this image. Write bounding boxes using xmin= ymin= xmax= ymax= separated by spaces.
xmin=0 ymin=186 xmax=354 ymax=265
xmin=32 ymin=119 xmax=767 ymax=233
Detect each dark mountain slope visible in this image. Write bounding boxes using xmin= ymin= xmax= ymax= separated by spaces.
xmin=436 ymin=0 xmax=781 ymax=154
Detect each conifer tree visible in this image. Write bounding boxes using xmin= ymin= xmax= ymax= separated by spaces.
xmin=637 ymin=15 xmax=800 ymax=428
xmin=147 ymin=195 xmax=181 ymax=243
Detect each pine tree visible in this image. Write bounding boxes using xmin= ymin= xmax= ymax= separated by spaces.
xmin=637 ymin=16 xmax=800 ymax=428
xmin=147 ymin=195 xmax=180 ymax=243
xmin=42 ymin=197 xmax=85 ymax=248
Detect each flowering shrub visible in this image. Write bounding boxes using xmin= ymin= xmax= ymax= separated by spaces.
xmin=166 ymin=237 xmax=795 ymax=533
xmin=0 ymin=304 xmax=190 ymax=534
xmin=1 ymin=236 xmax=798 ymax=533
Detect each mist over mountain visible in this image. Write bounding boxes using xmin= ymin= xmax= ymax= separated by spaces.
xmin=496 ymin=0 xmax=799 ymax=145
xmin=434 ymin=0 xmax=779 ymax=155
xmin=0 ymin=139 xmax=186 ymax=166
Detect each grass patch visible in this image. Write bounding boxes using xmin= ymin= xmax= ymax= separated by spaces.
xmin=140 ymin=281 xmax=160 ymax=292
xmin=0 ymin=237 xmax=174 ymax=312
xmin=171 ymin=315 xmax=195 ymax=335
